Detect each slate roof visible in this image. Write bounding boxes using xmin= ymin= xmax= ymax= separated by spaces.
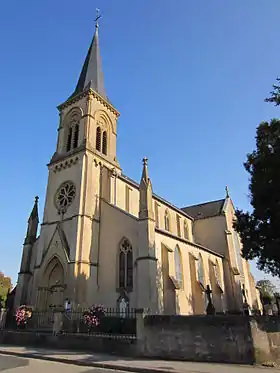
xmin=70 ymin=25 xmax=106 ymax=100
xmin=181 ymin=199 xmax=226 ymax=220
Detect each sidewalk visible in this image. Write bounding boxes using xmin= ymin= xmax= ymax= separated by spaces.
xmin=0 ymin=346 xmax=278 ymax=373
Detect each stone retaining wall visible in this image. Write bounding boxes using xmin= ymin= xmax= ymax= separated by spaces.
xmin=136 ymin=313 xmax=280 ymax=365
xmin=2 ymin=309 xmax=280 ymax=365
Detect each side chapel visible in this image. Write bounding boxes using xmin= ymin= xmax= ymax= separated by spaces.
xmin=15 ymin=18 xmax=262 ymax=315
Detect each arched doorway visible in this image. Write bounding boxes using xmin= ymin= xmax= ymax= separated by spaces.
xmin=38 ymin=257 xmax=65 ymax=310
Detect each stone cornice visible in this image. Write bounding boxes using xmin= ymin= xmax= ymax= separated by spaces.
xmin=57 ymin=89 xmax=120 ymax=118
xmin=48 ymin=144 xmax=121 ymax=171
xmin=41 ymin=213 xmax=99 ymax=226
xmin=135 ymin=256 xmax=157 ymax=262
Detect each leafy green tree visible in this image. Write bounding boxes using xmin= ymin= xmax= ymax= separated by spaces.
xmin=256 ymin=279 xmax=276 ymax=301
xmin=233 ymin=118 xmax=280 ymax=277
xmin=265 ymin=78 xmax=280 ymax=106
xmin=0 ymin=272 xmax=12 ymax=304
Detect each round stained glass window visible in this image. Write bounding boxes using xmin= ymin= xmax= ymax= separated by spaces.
xmin=55 ymin=181 xmax=76 ymax=213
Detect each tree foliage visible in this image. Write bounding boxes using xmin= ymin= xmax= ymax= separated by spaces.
xmin=256 ymin=279 xmax=276 ymax=300
xmin=265 ymin=78 xmax=280 ymax=106
xmin=233 ymin=118 xmax=280 ymax=277
xmin=0 ymin=272 xmax=12 ymax=304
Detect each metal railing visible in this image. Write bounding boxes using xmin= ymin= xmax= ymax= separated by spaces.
xmin=5 ymin=308 xmax=137 ymax=338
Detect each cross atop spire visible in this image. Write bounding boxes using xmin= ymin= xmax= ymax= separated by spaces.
xmin=70 ymin=10 xmax=107 ymax=100
xmin=225 ymin=186 xmax=230 ymax=198
xmin=95 ymin=8 xmax=101 ymax=28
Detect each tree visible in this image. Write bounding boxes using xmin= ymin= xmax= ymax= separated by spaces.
xmin=233 ymin=118 xmax=280 ymax=277
xmin=0 ymin=272 xmax=12 ymax=304
xmin=256 ymin=279 xmax=276 ymax=301
xmin=265 ymin=78 xmax=280 ymax=106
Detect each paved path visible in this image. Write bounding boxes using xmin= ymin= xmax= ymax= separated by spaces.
xmin=0 ymin=346 xmax=278 ymax=373
xmin=0 ymin=353 xmax=125 ymax=373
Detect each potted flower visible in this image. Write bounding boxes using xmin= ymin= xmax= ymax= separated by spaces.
xmin=83 ymin=304 xmax=105 ymax=333
xmin=15 ymin=305 xmax=33 ymax=329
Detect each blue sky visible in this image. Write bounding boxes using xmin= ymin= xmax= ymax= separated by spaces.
xmin=1 ymin=0 xmax=280 ymax=287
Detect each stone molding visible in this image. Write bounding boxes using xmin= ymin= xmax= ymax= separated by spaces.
xmin=57 ymin=89 xmax=120 ymax=118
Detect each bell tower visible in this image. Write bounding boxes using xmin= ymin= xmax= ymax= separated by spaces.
xmin=33 ymin=13 xmax=120 ymax=308
xmin=52 ymin=12 xmax=120 ymax=168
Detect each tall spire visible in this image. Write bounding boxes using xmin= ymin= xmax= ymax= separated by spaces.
xmin=139 ymin=158 xmax=154 ymax=220
xmin=71 ymin=9 xmax=106 ymax=99
xmin=141 ymin=157 xmax=149 ymax=185
xmin=25 ymin=196 xmax=39 ymax=245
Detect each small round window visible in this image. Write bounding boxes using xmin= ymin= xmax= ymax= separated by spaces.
xmin=55 ymin=181 xmax=76 ymax=214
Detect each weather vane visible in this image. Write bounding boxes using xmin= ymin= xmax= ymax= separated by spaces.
xmin=95 ymin=8 xmax=102 ymax=28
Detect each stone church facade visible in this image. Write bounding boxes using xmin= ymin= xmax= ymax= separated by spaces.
xmin=15 ymin=21 xmax=262 ymax=315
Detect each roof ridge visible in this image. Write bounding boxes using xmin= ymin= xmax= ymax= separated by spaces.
xmin=182 ymin=198 xmax=225 ymax=210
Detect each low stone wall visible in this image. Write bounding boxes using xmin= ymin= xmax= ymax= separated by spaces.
xmin=136 ymin=314 xmax=255 ymax=364
xmin=136 ymin=313 xmax=280 ymax=364
xmin=2 ymin=311 xmax=280 ymax=365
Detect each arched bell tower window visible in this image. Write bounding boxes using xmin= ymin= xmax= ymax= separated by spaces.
xmin=66 ymin=127 xmax=73 ymax=152
xmin=96 ymin=127 xmax=101 ymax=151
xmin=73 ymin=124 xmax=79 ymax=149
xmin=64 ymin=108 xmax=81 ymax=152
xmin=119 ymin=238 xmax=133 ymax=290
xmin=102 ymin=131 xmax=107 ymax=155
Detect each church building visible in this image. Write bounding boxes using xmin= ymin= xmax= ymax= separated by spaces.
xmin=15 ymin=19 xmax=262 ymax=315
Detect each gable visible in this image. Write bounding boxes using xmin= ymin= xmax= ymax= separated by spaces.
xmin=41 ymin=224 xmax=70 ymax=267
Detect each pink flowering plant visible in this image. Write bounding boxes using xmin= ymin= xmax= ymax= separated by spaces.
xmin=83 ymin=304 xmax=105 ymax=331
xmin=15 ymin=305 xmax=33 ymax=326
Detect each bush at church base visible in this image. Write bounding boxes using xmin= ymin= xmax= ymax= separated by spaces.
xmin=15 ymin=305 xmax=33 ymax=327
xmin=83 ymin=304 xmax=105 ymax=331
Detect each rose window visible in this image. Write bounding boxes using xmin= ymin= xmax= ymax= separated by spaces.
xmin=55 ymin=181 xmax=76 ymax=213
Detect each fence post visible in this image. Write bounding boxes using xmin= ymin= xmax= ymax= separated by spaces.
xmin=53 ymin=311 xmax=63 ymax=335
xmin=135 ymin=308 xmax=145 ymax=335
xmin=0 ymin=309 xmax=7 ymax=330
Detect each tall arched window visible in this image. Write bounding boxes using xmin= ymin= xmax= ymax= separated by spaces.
xmin=73 ymin=124 xmax=79 ymax=149
xmin=102 ymin=131 xmax=107 ymax=155
xmin=66 ymin=127 xmax=73 ymax=152
xmin=119 ymin=239 xmax=133 ymax=289
xmin=164 ymin=210 xmax=170 ymax=231
xmin=184 ymin=220 xmax=189 ymax=240
xmin=174 ymin=245 xmax=183 ymax=288
xmin=197 ymin=254 xmax=204 ymax=286
xmin=214 ymin=259 xmax=221 ymax=287
xmin=96 ymin=127 xmax=101 ymax=151
xmin=233 ymin=230 xmax=243 ymax=274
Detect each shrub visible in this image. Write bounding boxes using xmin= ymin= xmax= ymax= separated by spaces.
xmin=83 ymin=304 xmax=105 ymax=330
xmin=15 ymin=305 xmax=32 ymax=326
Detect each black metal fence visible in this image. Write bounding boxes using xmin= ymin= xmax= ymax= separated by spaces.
xmin=5 ymin=308 xmax=137 ymax=338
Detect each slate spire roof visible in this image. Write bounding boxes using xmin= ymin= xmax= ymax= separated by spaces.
xmin=71 ymin=21 xmax=106 ymax=100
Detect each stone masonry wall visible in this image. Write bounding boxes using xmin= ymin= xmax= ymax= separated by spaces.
xmin=136 ymin=313 xmax=280 ymax=364
xmin=136 ymin=314 xmax=255 ymax=364
xmin=2 ymin=310 xmax=280 ymax=365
